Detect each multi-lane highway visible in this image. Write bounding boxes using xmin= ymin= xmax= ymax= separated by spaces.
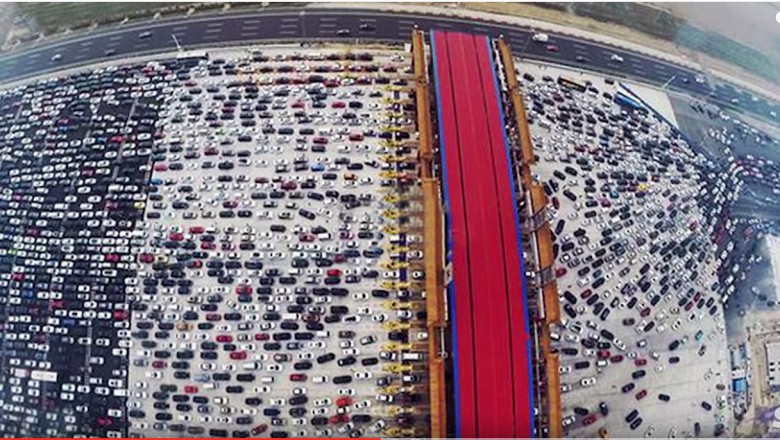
xmin=0 ymin=7 xmax=775 ymax=122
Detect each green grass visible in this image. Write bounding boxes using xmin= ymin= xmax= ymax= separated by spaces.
xmin=17 ymin=2 xmax=190 ymax=33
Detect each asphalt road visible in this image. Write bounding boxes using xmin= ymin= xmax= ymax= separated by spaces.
xmin=0 ymin=8 xmax=773 ymax=123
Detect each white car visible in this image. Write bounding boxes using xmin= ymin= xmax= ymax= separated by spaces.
xmin=314 ymin=398 xmax=332 ymax=407
xmin=610 ymin=54 xmax=624 ymax=63
xmin=580 ymin=377 xmax=597 ymax=387
xmin=353 ymin=371 xmax=372 ymax=380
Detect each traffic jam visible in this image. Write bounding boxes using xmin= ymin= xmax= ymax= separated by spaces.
xmin=126 ymin=48 xmax=428 ymax=438
xmin=521 ymin=71 xmax=732 ymax=437
xmin=0 ymin=46 xmax=429 ymax=438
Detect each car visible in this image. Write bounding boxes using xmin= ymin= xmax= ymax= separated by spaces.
xmin=546 ymin=44 xmax=559 ymax=52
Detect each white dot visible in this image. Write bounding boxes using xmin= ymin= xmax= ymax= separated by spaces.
xmin=776 ymin=11 xmax=780 ymax=23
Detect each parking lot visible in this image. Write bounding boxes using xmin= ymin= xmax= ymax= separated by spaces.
xmin=518 ymin=61 xmax=734 ymax=437
xmin=125 ymin=46 xmax=429 ymax=438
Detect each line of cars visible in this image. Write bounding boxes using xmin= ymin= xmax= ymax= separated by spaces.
xmin=0 ymin=63 xmax=165 ymax=436
xmin=522 ymin=69 xmax=730 ymax=437
xmin=126 ymin=48 xmax=429 ymax=438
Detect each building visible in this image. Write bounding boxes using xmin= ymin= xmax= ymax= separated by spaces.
xmin=764 ymin=341 xmax=780 ymax=387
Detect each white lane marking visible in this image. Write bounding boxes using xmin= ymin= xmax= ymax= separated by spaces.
xmin=243 ymin=19 xmax=260 ymax=24
xmin=172 ymin=26 xmax=188 ymax=32
xmin=205 ymin=28 xmax=222 ymax=34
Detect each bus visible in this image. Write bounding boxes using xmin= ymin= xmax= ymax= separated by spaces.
xmin=557 ymin=76 xmax=586 ymax=93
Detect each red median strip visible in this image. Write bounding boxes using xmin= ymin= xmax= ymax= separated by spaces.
xmin=433 ymin=30 xmax=477 ymax=437
xmin=433 ymin=30 xmax=533 ymax=438
xmin=475 ymin=36 xmax=533 ymax=438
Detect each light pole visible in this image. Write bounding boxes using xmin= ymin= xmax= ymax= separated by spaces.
xmin=662 ymin=74 xmax=676 ymax=90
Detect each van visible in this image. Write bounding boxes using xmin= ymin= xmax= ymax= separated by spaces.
xmin=401 ymin=352 xmax=423 ymax=361
xmin=315 ymin=331 xmax=330 ymax=338
xmin=243 ymin=362 xmax=260 ymax=370
xmin=261 ymin=377 xmax=274 ymax=384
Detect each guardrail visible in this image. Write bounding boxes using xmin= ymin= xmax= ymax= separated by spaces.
xmin=498 ymin=38 xmax=562 ymax=439
xmin=414 ymin=29 xmax=447 ymax=439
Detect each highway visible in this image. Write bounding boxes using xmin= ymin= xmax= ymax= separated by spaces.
xmin=0 ymin=8 xmax=756 ymax=110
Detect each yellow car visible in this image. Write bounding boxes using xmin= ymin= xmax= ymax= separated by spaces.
xmin=387 ymin=406 xmax=418 ymax=416
xmin=381 ymin=321 xmax=411 ymax=331
xmin=383 ymin=342 xmax=412 ymax=351
xmin=382 ymin=224 xmax=401 ymax=235
xmin=383 ymin=363 xmax=413 ymax=373
xmin=383 ymin=300 xmax=414 ymax=310
xmin=133 ymin=201 xmax=146 ymax=210
xmin=382 ymin=209 xmax=400 ymax=219
xmin=380 ymin=170 xmax=400 ymax=179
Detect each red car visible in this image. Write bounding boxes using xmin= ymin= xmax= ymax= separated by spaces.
xmin=104 ymin=254 xmax=120 ymax=262
xmin=349 ymin=133 xmax=364 ymax=141
xmin=139 ymin=253 xmax=154 ymax=263
xmin=169 ymin=232 xmax=184 ymax=241
xmin=236 ymin=285 xmax=253 ymax=295
xmin=329 ymin=414 xmax=349 ymax=424
xmin=640 ymin=307 xmax=651 ymax=317
xmin=336 ymin=396 xmax=353 ymax=407
xmin=635 ymin=358 xmax=647 ymax=367
xmin=331 ymin=101 xmax=346 ymax=108
xmin=205 ymin=313 xmax=222 ymax=322
xmin=153 ymin=163 xmax=167 ymax=172
xmin=255 ymin=333 xmax=270 ymax=341
xmin=201 ymin=242 xmax=216 ymax=250
xmin=251 ymin=424 xmax=268 ymax=435
xmin=583 ymin=414 xmax=598 ymax=426
xmin=152 ymin=361 xmax=167 ymax=369
xmin=327 ymin=269 xmax=342 ymax=277
xmin=546 ymin=44 xmax=559 ymax=52
xmin=610 ymin=354 xmax=624 ymax=363
xmin=189 ymin=226 xmax=205 ymax=234
xmin=555 ymin=267 xmax=567 ymax=277
xmin=635 ymin=389 xmax=648 ymax=400
xmin=597 ymin=350 xmax=610 ymax=359
xmin=184 ymin=385 xmax=198 ymax=394
xmin=216 ymin=335 xmax=233 ymax=343
xmin=580 ymin=289 xmax=593 ymax=299
xmin=289 ymin=374 xmax=307 ymax=382
xmin=229 ymin=351 xmax=247 ymax=360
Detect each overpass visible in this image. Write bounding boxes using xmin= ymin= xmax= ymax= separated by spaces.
xmin=430 ymin=30 xmax=533 ymax=438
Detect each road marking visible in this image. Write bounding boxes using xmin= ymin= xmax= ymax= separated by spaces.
xmin=205 ymin=28 xmax=221 ymax=34
xmin=172 ymin=26 xmax=188 ymax=32
xmin=280 ymin=23 xmax=297 ymax=28
xmin=135 ymin=43 xmax=149 ymax=49
xmin=279 ymin=30 xmax=297 ymax=36
xmin=242 ymin=25 xmax=259 ymax=30
xmin=206 ymin=22 xmax=222 ymax=28
xmin=240 ymin=32 xmax=256 ymax=38
xmin=319 ymin=23 xmax=336 ymax=28
xmin=202 ymin=35 xmax=220 ymax=41
xmin=320 ymin=17 xmax=337 ymax=22
xmin=79 ymin=41 xmax=92 ymax=47
xmin=109 ymin=35 xmax=123 ymax=42
xmin=28 ymin=53 xmax=40 ymax=59
xmin=243 ymin=19 xmax=260 ymax=24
